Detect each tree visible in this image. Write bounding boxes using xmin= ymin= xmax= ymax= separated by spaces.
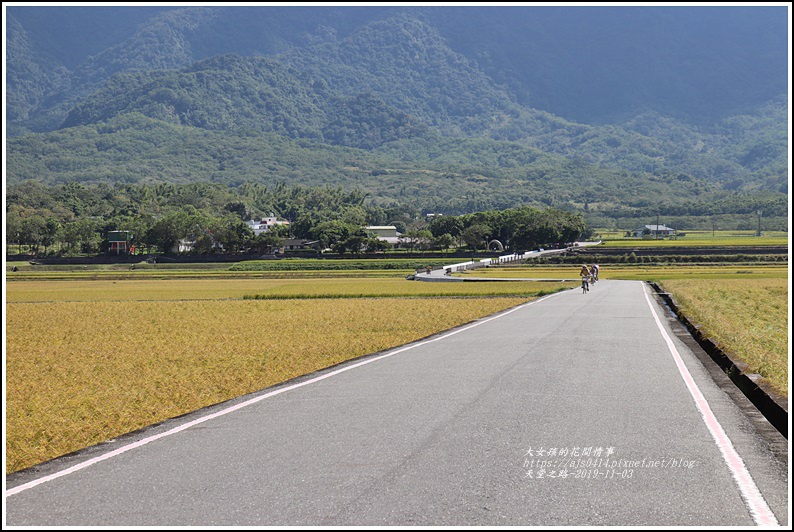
xmin=428 ymin=215 xmax=463 ymax=239
xmin=127 ymin=214 xmax=155 ymax=254
xmin=336 ymin=228 xmax=370 ymax=255
xmin=462 ymin=223 xmax=490 ymax=251
xmin=433 ymin=232 xmax=455 ymax=253
xmin=269 ymin=223 xmax=290 ymax=238
xmin=415 ymin=229 xmax=433 ymax=254
xmin=512 ymin=209 xmax=586 ymax=250
xmin=311 ymin=220 xmax=354 ymax=250
xmin=339 ymin=205 xmax=367 ymax=227
xmin=400 ymin=227 xmax=431 ymax=252
xmin=250 ymin=232 xmax=282 ymax=254
xmin=366 ymin=237 xmax=392 ymax=252
xmin=20 ymin=214 xmax=47 ymax=254
xmin=223 ymin=201 xmax=251 ymax=221
xmin=291 ymin=212 xmax=320 ymax=239
xmin=145 ymin=210 xmax=200 ymax=253
xmin=59 ymin=221 xmax=82 ymax=253
xmin=6 ymin=208 xmax=23 ymax=253
xmin=42 ymin=217 xmax=61 ymax=253
xmin=58 ymin=218 xmax=101 ymax=254
xmin=192 ymin=231 xmax=217 ymax=255
xmin=213 ymin=214 xmax=254 ymax=253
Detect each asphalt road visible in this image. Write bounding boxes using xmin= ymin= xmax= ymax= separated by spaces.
xmin=5 ymin=280 xmax=788 ymax=526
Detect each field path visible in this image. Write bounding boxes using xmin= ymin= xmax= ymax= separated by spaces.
xmin=5 ymin=280 xmax=788 ymax=526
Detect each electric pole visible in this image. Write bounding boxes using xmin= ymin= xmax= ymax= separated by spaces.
xmin=656 ymin=212 xmax=659 ymax=240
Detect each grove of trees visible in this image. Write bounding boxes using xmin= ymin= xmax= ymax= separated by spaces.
xmin=6 ymin=180 xmax=588 ymax=256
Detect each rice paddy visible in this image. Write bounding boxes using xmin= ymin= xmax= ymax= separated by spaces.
xmin=451 ymin=264 xmax=788 ymax=281
xmin=6 ymin=277 xmax=575 ymax=303
xmin=5 ymin=274 xmax=546 ymax=474
xmin=595 ymin=230 xmax=788 ymax=247
xmin=5 ymin=260 xmax=788 ymax=474
xmin=658 ymin=278 xmax=789 ymax=397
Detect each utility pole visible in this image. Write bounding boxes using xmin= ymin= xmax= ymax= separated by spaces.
xmin=757 ymin=210 xmax=762 ymax=237
xmin=656 ymin=212 xmax=659 ymax=240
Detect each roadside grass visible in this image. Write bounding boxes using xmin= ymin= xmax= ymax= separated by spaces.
xmin=658 ymin=278 xmax=789 ymax=397
xmin=6 ymin=296 xmax=532 ymax=474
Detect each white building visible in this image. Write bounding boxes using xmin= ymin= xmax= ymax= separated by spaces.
xmin=170 ymin=239 xmax=195 ymax=253
xmin=246 ymin=214 xmax=290 ymax=235
xmin=364 ymin=225 xmax=402 ymax=247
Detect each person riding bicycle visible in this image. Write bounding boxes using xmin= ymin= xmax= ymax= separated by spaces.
xmin=580 ymin=264 xmax=591 ymax=292
xmin=591 ymin=263 xmax=599 ymax=283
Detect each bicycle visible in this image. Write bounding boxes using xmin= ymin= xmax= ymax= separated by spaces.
xmin=581 ymin=276 xmax=589 ymax=294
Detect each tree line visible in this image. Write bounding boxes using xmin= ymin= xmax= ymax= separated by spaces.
xmin=6 ymin=180 xmax=587 ymax=256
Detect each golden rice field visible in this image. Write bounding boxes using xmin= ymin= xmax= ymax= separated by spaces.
xmin=5 ymin=265 xmax=788 ymax=475
xmin=452 ymin=264 xmax=788 ymax=281
xmin=5 ymin=289 xmax=532 ymax=474
xmin=5 ymin=268 xmax=411 ymax=282
xmin=658 ymin=278 xmax=789 ymax=397
xmin=596 ymin=230 xmax=788 ymax=247
xmin=5 ymin=277 xmax=575 ymax=303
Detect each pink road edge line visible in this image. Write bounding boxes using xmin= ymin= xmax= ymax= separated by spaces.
xmin=643 ymin=286 xmax=778 ymax=526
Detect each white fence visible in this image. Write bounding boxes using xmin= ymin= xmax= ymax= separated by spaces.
xmin=443 ymin=252 xmax=528 ymax=274
xmin=423 ymin=242 xmax=600 ymax=278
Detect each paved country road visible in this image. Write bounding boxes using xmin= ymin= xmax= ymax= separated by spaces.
xmin=5 ymin=281 xmax=788 ymax=527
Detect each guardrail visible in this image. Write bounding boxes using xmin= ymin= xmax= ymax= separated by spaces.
xmin=442 ymin=251 xmax=536 ymax=273
xmin=423 ymin=243 xmax=600 ymax=277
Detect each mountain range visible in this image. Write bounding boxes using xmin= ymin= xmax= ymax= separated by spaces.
xmin=5 ymin=5 xmax=789 ymax=219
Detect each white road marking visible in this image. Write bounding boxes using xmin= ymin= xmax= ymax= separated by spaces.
xmin=643 ymin=286 xmax=778 ymax=526
xmin=6 ymin=290 xmax=566 ymax=496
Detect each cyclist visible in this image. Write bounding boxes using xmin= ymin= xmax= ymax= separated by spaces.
xmin=591 ymin=263 xmax=599 ymax=283
xmin=579 ymin=264 xmax=591 ymax=293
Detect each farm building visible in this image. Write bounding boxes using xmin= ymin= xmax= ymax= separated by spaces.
xmin=107 ymin=230 xmax=133 ymax=254
xmin=364 ymin=225 xmax=402 ymax=247
xmin=279 ymin=239 xmax=318 ymax=252
xmin=635 ymin=224 xmax=676 ymax=238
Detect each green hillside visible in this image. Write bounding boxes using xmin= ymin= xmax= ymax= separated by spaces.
xmin=18 ymin=14 xmax=780 ymax=192
xmin=5 ymin=6 xmax=789 ymax=230
xmin=7 ymin=113 xmax=788 ymax=222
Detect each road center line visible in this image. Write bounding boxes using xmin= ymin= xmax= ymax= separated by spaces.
xmin=642 ymin=286 xmax=778 ymax=526
xmin=6 ymin=290 xmax=566 ymax=497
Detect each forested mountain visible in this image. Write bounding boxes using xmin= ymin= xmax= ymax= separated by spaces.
xmin=5 ymin=5 xmax=789 ymax=226
xmin=9 ymin=5 xmax=787 ymax=128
